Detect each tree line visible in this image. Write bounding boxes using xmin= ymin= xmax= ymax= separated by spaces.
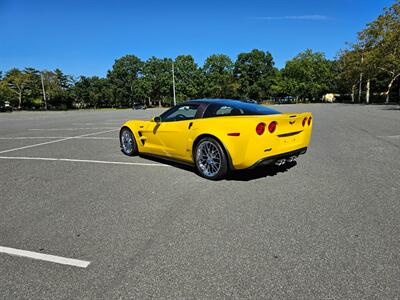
xmin=0 ymin=1 xmax=399 ymax=109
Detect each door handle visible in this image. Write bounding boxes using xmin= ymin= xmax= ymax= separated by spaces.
xmin=188 ymin=122 xmax=193 ymax=129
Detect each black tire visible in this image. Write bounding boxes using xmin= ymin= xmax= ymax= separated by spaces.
xmin=120 ymin=127 xmax=138 ymax=156
xmin=194 ymin=137 xmax=228 ymax=180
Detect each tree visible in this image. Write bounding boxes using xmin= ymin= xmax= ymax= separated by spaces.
xmin=41 ymin=69 xmax=74 ymax=108
xmin=269 ymin=69 xmax=289 ymax=99
xmin=3 ymin=68 xmax=30 ymax=109
xmin=142 ymin=57 xmax=173 ymax=106
xmin=335 ymin=48 xmax=364 ymax=102
xmin=203 ymin=54 xmax=236 ymax=98
xmin=0 ymin=76 xmax=15 ymax=106
xmin=358 ymin=0 xmax=400 ymax=103
xmin=234 ymin=49 xmax=276 ymax=101
xmin=73 ymin=76 xmax=111 ymax=108
xmin=23 ymin=68 xmax=42 ymax=107
xmin=107 ymin=55 xmax=143 ymax=106
xmin=174 ymin=55 xmax=203 ymax=102
xmin=281 ymin=50 xmax=334 ymax=101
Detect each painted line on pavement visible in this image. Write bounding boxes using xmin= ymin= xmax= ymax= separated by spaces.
xmin=0 ymin=246 xmax=90 ymax=268
xmin=0 ymin=136 xmax=116 ymax=140
xmin=29 ymin=127 xmax=118 ymax=131
xmin=378 ymin=135 xmax=400 ymax=138
xmin=0 ymin=156 xmax=170 ymax=167
xmin=0 ymin=129 xmax=118 ymax=154
xmin=72 ymin=122 xmax=122 ymax=125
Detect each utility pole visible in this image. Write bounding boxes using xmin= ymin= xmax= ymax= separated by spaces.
xmin=172 ymin=62 xmax=176 ymax=106
xmin=358 ymin=52 xmax=364 ymax=103
xmin=40 ymin=72 xmax=47 ymax=110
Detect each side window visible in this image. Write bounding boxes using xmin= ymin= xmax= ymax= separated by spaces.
xmin=216 ymin=106 xmax=233 ymax=116
xmin=161 ymin=104 xmax=199 ymax=122
xmin=204 ymin=104 xmax=244 ymax=118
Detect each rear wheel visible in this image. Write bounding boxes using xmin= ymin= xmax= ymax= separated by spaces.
xmin=120 ymin=128 xmax=138 ymax=156
xmin=194 ymin=137 xmax=228 ymax=180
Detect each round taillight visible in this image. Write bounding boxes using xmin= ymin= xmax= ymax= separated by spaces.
xmin=256 ymin=123 xmax=266 ymax=135
xmin=268 ymin=121 xmax=277 ymax=133
xmin=308 ymin=116 xmax=312 ymax=126
xmin=302 ymin=118 xmax=307 ymax=127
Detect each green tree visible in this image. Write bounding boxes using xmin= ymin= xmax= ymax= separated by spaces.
xmin=107 ymin=55 xmax=143 ymax=106
xmin=281 ymin=50 xmax=334 ymax=101
xmin=174 ymin=55 xmax=204 ymax=102
xmin=3 ymin=68 xmax=30 ymax=109
xmin=269 ymin=69 xmax=288 ymax=99
xmin=42 ymin=69 xmax=74 ymax=108
xmin=24 ymin=68 xmax=43 ymax=108
xmin=72 ymin=76 xmax=111 ymax=108
xmin=203 ymin=54 xmax=236 ymax=99
xmin=335 ymin=49 xmax=364 ymax=102
xmin=234 ymin=49 xmax=276 ymax=101
xmin=142 ymin=57 xmax=173 ymax=106
xmin=358 ymin=0 xmax=400 ymax=103
xmin=0 ymin=75 xmax=15 ymax=106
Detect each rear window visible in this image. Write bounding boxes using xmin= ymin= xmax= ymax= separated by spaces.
xmin=203 ymin=102 xmax=280 ymax=118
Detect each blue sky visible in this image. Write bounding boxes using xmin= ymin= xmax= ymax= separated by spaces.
xmin=0 ymin=0 xmax=394 ymax=77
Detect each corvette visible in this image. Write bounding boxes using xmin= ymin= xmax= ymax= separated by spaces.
xmin=120 ymin=99 xmax=313 ymax=180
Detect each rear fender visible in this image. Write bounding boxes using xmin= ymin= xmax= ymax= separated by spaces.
xmin=191 ymin=131 xmax=242 ymax=171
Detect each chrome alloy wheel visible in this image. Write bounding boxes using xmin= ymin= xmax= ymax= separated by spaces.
xmin=196 ymin=141 xmax=222 ymax=177
xmin=121 ymin=129 xmax=134 ymax=154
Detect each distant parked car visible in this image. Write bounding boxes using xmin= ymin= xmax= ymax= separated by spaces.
xmin=322 ymin=93 xmax=339 ymax=103
xmin=278 ymin=96 xmax=295 ymax=104
xmin=0 ymin=101 xmax=12 ymax=112
xmin=132 ymin=102 xmax=146 ymax=110
xmin=242 ymin=99 xmax=258 ymax=104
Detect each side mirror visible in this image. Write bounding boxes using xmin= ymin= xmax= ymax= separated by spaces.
xmin=152 ymin=116 xmax=161 ymax=123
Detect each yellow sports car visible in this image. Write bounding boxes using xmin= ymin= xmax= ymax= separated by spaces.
xmin=120 ymin=99 xmax=312 ymax=180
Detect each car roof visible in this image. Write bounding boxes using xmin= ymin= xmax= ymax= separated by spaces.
xmin=185 ymin=98 xmax=252 ymax=106
xmin=182 ymin=98 xmax=281 ymax=116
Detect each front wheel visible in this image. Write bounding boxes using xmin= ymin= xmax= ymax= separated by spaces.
xmin=120 ymin=128 xmax=138 ymax=156
xmin=194 ymin=137 xmax=228 ymax=180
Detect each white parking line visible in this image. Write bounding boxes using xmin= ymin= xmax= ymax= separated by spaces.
xmin=378 ymin=135 xmax=400 ymax=138
xmin=29 ymin=127 xmax=118 ymax=131
xmin=0 ymin=136 xmax=116 ymax=140
xmin=0 ymin=156 xmax=171 ymax=167
xmin=0 ymin=129 xmax=118 ymax=154
xmin=72 ymin=122 xmax=122 ymax=125
xmin=0 ymin=246 xmax=90 ymax=268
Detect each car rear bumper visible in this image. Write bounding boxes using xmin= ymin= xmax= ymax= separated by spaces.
xmin=248 ymin=147 xmax=308 ymax=169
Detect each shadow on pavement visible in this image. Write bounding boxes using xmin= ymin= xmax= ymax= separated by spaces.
xmin=138 ymin=152 xmax=297 ymax=182
xmin=138 ymin=153 xmax=194 ymax=172
xmin=226 ymin=161 xmax=297 ymax=181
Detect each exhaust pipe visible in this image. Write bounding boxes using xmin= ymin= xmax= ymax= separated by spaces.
xmin=275 ymin=159 xmax=286 ymax=166
xmin=286 ymin=156 xmax=297 ymax=163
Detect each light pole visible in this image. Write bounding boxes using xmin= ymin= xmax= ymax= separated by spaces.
xmin=172 ymin=62 xmax=176 ymax=106
xmin=358 ymin=52 xmax=364 ymax=103
xmin=40 ymin=72 xmax=47 ymax=110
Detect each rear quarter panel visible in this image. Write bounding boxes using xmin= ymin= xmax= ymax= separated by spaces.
xmin=190 ymin=116 xmax=257 ymax=168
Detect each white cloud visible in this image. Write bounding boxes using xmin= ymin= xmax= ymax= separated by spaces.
xmin=251 ymin=15 xmax=329 ymax=21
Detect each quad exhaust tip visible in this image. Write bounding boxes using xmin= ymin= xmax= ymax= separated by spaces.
xmin=275 ymin=159 xmax=286 ymax=166
xmin=275 ymin=156 xmax=297 ymax=166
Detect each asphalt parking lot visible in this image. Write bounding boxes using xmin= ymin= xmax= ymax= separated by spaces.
xmin=1 ymin=104 xmax=400 ymax=299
